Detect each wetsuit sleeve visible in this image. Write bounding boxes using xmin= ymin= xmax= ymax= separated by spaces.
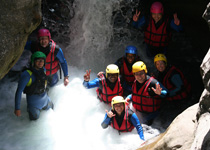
xmin=132 ymin=16 xmax=146 ymax=29
xmin=15 ymin=71 xmax=31 ymax=110
xmin=83 ymin=78 xmax=100 ymax=89
xmin=56 ymin=48 xmax=69 ymax=77
xmin=168 ymin=74 xmax=183 ymax=97
xmin=101 ymin=113 xmax=112 ymax=129
xmin=170 ymin=19 xmax=183 ymax=32
xmin=130 ymin=113 xmax=145 ymax=140
xmin=125 ymin=94 xmax=132 ymax=102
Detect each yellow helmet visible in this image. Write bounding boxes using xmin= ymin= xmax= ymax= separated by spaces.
xmin=106 ymin=64 xmax=119 ymax=78
xmin=132 ymin=61 xmax=147 ymax=74
xmin=154 ymin=53 xmax=167 ymax=65
xmin=111 ymin=96 xmax=125 ymax=110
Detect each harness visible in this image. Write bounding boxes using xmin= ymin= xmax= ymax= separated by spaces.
xmin=23 ymin=69 xmax=48 ymax=95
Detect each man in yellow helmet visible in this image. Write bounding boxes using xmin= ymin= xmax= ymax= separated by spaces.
xmin=101 ymin=96 xmax=144 ymax=140
xmin=83 ymin=64 xmax=123 ymax=104
xmin=126 ymin=61 xmax=168 ymax=125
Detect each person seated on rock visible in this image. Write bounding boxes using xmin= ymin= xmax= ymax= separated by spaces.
xmin=14 ymin=51 xmax=53 ymax=120
xmin=132 ymin=1 xmax=183 ymax=58
xmin=126 ymin=61 xmax=168 ymax=125
xmin=115 ymin=45 xmax=142 ymax=97
xmin=153 ymin=53 xmax=191 ymax=109
xmin=25 ymin=28 xmax=69 ymax=87
xmin=101 ymin=96 xmax=145 ymax=141
xmin=83 ymin=64 xmax=123 ymax=104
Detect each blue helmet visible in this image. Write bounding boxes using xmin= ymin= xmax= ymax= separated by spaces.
xmin=125 ymin=46 xmax=138 ymax=55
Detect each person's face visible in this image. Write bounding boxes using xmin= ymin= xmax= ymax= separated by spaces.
xmin=155 ymin=60 xmax=166 ymax=72
xmin=107 ymin=73 xmax=118 ymax=83
xmin=34 ymin=58 xmax=45 ymax=69
xmin=114 ymin=103 xmax=125 ymax=115
xmin=126 ymin=53 xmax=136 ymax=64
xmin=134 ymin=70 xmax=146 ymax=83
xmin=39 ymin=36 xmax=49 ymax=48
xmin=151 ymin=13 xmax=162 ymax=23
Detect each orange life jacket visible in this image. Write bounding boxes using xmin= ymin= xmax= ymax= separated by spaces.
xmin=44 ymin=40 xmax=60 ymax=76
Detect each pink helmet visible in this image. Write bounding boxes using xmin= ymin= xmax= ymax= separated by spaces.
xmin=37 ymin=28 xmax=51 ymax=40
xmin=150 ymin=2 xmax=164 ymax=14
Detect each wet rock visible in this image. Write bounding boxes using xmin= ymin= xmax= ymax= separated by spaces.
xmin=0 ymin=0 xmax=42 ymax=79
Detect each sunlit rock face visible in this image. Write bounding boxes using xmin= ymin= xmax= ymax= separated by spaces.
xmin=0 ymin=0 xmax=42 ymax=79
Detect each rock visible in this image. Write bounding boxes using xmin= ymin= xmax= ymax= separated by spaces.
xmin=191 ymin=112 xmax=210 ymax=150
xmin=138 ymin=104 xmax=198 ymax=150
xmin=0 ymin=0 xmax=42 ymax=79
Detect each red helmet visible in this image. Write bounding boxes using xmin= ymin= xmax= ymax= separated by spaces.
xmin=150 ymin=2 xmax=164 ymax=14
xmin=37 ymin=29 xmax=51 ymax=40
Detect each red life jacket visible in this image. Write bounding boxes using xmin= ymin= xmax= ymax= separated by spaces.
xmin=111 ymin=106 xmax=134 ymax=132
xmin=144 ymin=17 xmax=171 ymax=47
xmin=132 ymin=77 xmax=162 ymax=113
xmin=44 ymin=40 xmax=60 ymax=76
xmin=162 ymin=66 xmax=191 ymax=101
xmin=120 ymin=57 xmax=135 ymax=86
xmin=33 ymin=40 xmax=60 ymax=76
xmin=96 ymin=74 xmax=123 ymax=104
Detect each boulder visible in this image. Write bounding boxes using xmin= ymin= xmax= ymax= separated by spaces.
xmin=138 ymin=104 xmax=198 ymax=150
xmin=0 ymin=0 xmax=42 ymax=79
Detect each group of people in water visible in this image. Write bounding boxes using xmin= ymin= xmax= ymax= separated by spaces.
xmin=14 ymin=1 xmax=191 ymax=141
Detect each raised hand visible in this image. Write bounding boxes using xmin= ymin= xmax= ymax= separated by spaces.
xmin=151 ymin=83 xmax=162 ymax=95
xmin=133 ymin=9 xmax=141 ymax=22
xmin=97 ymin=71 xmax=104 ymax=77
xmin=173 ymin=13 xmax=180 ymax=26
xmin=84 ymin=69 xmax=91 ymax=81
xmin=105 ymin=109 xmax=116 ymax=118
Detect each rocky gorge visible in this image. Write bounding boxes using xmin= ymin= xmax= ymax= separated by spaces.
xmin=1 ymin=0 xmax=210 ymax=150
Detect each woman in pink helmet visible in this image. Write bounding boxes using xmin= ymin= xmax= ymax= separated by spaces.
xmin=132 ymin=1 xmax=183 ymax=58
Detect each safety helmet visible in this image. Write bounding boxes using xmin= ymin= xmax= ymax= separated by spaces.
xmin=125 ymin=45 xmax=138 ymax=55
xmin=154 ymin=53 xmax=167 ymax=65
xmin=31 ymin=51 xmax=46 ymax=65
xmin=111 ymin=96 xmax=126 ymax=110
xmin=106 ymin=64 xmax=119 ymax=78
xmin=132 ymin=61 xmax=147 ymax=74
xmin=150 ymin=2 xmax=164 ymax=14
xmin=37 ymin=28 xmax=51 ymax=40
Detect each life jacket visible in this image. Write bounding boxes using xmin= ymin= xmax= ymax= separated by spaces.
xmin=96 ymin=74 xmax=123 ymax=104
xmin=132 ymin=77 xmax=162 ymax=113
xmin=23 ymin=69 xmax=48 ymax=95
xmin=144 ymin=17 xmax=171 ymax=47
xmin=120 ymin=57 xmax=135 ymax=86
xmin=111 ymin=106 xmax=134 ymax=132
xmin=33 ymin=40 xmax=60 ymax=76
xmin=162 ymin=66 xmax=191 ymax=101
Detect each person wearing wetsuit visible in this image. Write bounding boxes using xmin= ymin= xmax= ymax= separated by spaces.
xmin=101 ymin=96 xmax=144 ymax=140
xmin=83 ymin=64 xmax=123 ymax=104
xmin=14 ymin=51 xmax=53 ymax=120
